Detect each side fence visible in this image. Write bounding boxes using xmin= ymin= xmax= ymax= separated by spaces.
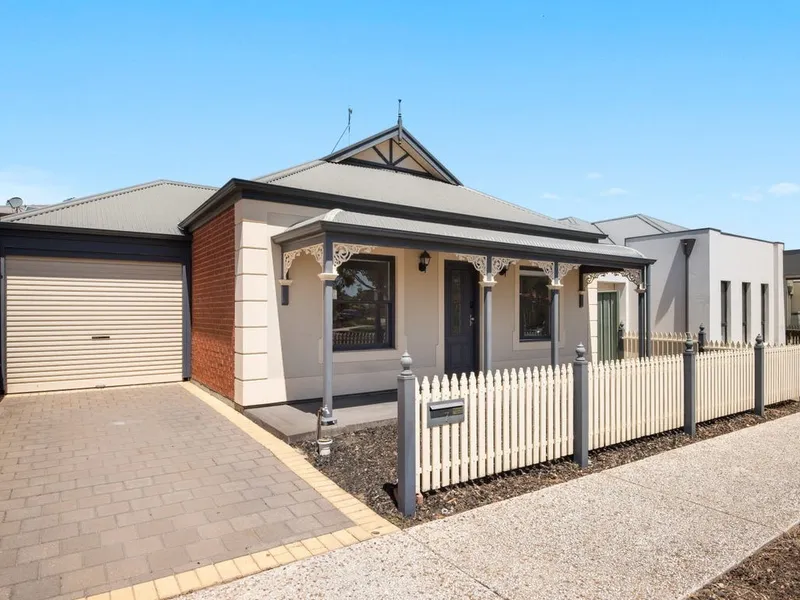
xmin=396 ymin=334 xmax=799 ymax=516
xmin=622 ymin=327 xmax=733 ymax=359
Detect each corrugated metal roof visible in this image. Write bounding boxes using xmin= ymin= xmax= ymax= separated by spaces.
xmin=281 ymin=209 xmax=647 ymax=260
xmin=3 ymin=180 xmax=217 ymax=236
xmin=592 ymin=214 xmax=688 ymax=245
xmin=255 ymin=161 xmax=590 ymax=235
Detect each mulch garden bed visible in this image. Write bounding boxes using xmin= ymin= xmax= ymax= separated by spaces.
xmin=295 ymin=399 xmax=799 ymax=529
xmin=690 ymin=523 xmax=800 ymax=600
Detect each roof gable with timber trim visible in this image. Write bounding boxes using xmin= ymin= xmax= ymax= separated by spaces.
xmin=320 ymin=124 xmax=462 ymax=185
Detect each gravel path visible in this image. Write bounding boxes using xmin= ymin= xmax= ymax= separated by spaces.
xmin=184 ymin=411 xmax=800 ymax=600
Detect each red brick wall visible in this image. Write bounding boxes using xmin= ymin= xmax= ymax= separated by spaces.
xmin=191 ymin=206 xmax=235 ymax=399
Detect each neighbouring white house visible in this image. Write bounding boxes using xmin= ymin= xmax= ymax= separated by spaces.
xmin=563 ymin=213 xmax=786 ymax=363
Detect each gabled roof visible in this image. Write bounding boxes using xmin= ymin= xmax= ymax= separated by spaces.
xmin=3 ymin=180 xmax=217 ymax=236
xmin=320 ymin=124 xmax=462 ymax=185
xmin=592 ymin=213 xmax=687 ymax=245
xmin=248 ymin=160 xmax=593 ymax=237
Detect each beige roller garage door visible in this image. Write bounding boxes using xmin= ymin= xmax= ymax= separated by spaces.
xmin=6 ymin=256 xmax=184 ymax=393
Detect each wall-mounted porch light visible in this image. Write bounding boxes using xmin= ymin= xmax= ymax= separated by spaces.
xmin=498 ymin=267 xmax=509 ymax=277
xmin=418 ymin=251 xmax=431 ymax=273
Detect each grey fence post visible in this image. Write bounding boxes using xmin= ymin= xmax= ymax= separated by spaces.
xmin=573 ymin=344 xmax=589 ymax=468
xmin=396 ymin=352 xmax=416 ymax=517
xmin=617 ymin=322 xmax=625 ymax=360
xmin=698 ymin=324 xmax=706 ymax=354
xmin=683 ymin=335 xmax=696 ymax=436
xmin=754 ymin=334 xmax=765 ymax=417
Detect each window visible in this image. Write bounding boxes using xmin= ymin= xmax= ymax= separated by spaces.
xmin=742 ymin=282 xmax=750 ymax=342
xmin=761 ymin=284 xmax=769 ymax=340
xmin=721 ymin=281 xmax=730 ymax=342
xmin=519 ymin=268 xmax=551 ymax=341
xmin=333 ymin=256 xmax=394 ymax=351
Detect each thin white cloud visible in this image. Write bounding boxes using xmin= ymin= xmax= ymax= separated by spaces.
xmin=731 ymin=189 xmax=763 ymax=202
xmin=540 ymin=192 xmax=559 ymax=200
xmin=0 ymin=166 xmax=72 ymax=207
xmin=587 ymin=172 xmax=602 ymax=179
xmin=600 ymin=187 xmax=628 ymax=197
xmin=768 ymin=182 xmax=800 ymax=197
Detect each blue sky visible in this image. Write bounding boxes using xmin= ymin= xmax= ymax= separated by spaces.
xmin=1 ymin=1 xmax=799 ymax=245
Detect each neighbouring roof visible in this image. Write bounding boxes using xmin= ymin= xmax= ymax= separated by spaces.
xmin=3 ymin=180 xmax=217 ymax=236
xmin=254 ymin=159 xmax=594 ymax=237
xmin=592 ymin=213 xmax=687 ymax=245
xmin=276 ymin=209 xmax=650 ymax=265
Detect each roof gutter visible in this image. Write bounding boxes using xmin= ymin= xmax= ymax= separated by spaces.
xmin=0 ymin=221 xmax=189 ymax=242
xmin=179 ymin=178 xmax=605 ymax=243
xmin=274 ymin=220 xmax=655 ymax=268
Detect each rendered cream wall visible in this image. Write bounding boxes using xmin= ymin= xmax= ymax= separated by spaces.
xmin=234 ymin=199 xmax=327 ymax=407
xmin=488 ymin=266 xmax=589 ymax=370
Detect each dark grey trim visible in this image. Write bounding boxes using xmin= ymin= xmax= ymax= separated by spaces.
xmin=754 ymin=335 xmax=765 ymax=417
xmin=572 ymin=344 xmax=589 ymax=468
xmin=182 ymin=264 xmax=191 ymax=380
xmin=0 ymin=221 xmax=189 ymax=242
xmin=278 ymin=226 xmax=653 ymax=269
xmin=645 ymin=265 xmax=652 ymax=356
xmin=332 ymin=254 xmax=396 ymax=352
xmin=396 ymin=353 xmax=416 ymax=517
xmin=181 ymin=179 xmax=604 ymax=243
xmin=321 ymin=124 xmax=463 ymax=186
xmin=681 ymin=239 xmax=696 ymax=334
xmin=342 ymin=158 xmax=443 ymax=181
xmin=683 ymin=339 xmax=696 ymax=436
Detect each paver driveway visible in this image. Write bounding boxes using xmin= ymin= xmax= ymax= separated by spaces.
xmin=0 ymin=384 xmax=353 ymax=600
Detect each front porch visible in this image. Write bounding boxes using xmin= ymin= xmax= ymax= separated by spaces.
xmin=274 ymin=209 xmax=655 ymax=425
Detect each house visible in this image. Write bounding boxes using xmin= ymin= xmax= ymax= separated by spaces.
xmin=784 ymin=249 xmax=800 ymax=329
xmin=579 ymin=214 xmax=785 ymax=363
xmin=0 ymin=123 xmax=654 ymax=424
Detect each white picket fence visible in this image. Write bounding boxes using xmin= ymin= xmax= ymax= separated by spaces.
xmin=696 ymin=346 xmax=755 ymax=422
xmin=415 ymin=365 xmax=573 ymax=493
xmin=765 ymin=345 xmax=800 ymax=406
xmin=623 ymin=332 xmax=737 ymax=358
xmin=588 ymin=356 xmax=683 ymax=450
xmin=414 ymin=344 xmax=800 ymax=495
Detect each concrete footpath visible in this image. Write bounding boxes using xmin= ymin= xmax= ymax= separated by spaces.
xmin=184 ymin=413 xmax=800 ymax=600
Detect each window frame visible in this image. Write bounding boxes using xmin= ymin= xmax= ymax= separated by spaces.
xmin=761 ymin=283 xmax=769 ymax=340
xmin=742 ymin=282 xmax=750 ymax=342
xmin=518 ymin=266 xmax=552 ymax=342
xmin=721 ymin=280 xmax=730 ymax=342
xmin=332 ymin=254 xmax=396 ymax=352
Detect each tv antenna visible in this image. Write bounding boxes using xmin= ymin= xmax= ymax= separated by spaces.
xmin=330 ymin=107 xmax=353 ymax=154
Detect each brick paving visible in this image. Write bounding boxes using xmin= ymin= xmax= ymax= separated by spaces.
xmin=0 ymin=385 xmax=353 ymax=600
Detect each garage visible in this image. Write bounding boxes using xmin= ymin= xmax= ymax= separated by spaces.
xmin=5 ymin=255 xmax=184 ymax=393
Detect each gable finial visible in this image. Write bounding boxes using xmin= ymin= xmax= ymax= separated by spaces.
xmin=397 ymin=98 xmax=403 ymax=139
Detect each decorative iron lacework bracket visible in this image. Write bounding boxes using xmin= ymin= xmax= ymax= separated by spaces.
xmin=456 ymin=254 xmax=488 ymax=278
xmin=557 ymin=262 xmax=580 ymax=281
xmin=491 ymin=257 xmax=518 ymax=278
xmin=282 ymin=244 xmax=324 ymax=279
xmin=584 ymin=268 xmax=643 ymax=287
xmin=527 ymin=260 xmax=555 ymax=282
xmin=332 ymin=243 xmax=375 ymax=270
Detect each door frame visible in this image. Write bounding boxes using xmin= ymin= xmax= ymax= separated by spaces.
xmin=443 ymin=260 xmax=480 ymax=375
xmin=597 ymin=290 xmax=620 ymax=362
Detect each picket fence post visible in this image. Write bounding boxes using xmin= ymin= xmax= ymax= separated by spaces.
xmin=573 ymin=344 xmax=589 ymax=468
xmin=396 ymin=352 xmax=416 ymax=517
xmin=698 ymin=324 xmax=706 ymax=354
xmin=683 ymin=335 xmax=696 ymax=436
xmin=754 ymin=334 xmax=765 ymax=417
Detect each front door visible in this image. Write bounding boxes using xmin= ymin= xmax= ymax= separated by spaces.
xmin=444 ymin=261 xmax=479 ymax=375
xmin=597 ymin=291 xmax=619 ymax=362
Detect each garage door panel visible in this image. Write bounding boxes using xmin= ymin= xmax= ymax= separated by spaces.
xmin=6 ymin=256 xmax=184 ymax=393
